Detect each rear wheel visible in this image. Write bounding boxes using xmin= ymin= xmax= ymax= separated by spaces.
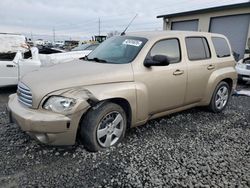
xmin=80 ymin=102 xmax=127 ymax=152
xmin=209 ymin=81 xmax=230 ymax=113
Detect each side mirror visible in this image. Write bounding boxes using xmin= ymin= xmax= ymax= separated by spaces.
xmin=144 ymin=55 xmax=170 ymax=67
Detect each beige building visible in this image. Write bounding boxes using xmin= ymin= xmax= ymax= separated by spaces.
xmin=157 ymin=2 xmax=250 ymax=59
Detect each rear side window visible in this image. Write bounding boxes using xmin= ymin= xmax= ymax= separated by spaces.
xmin=186 ymin=37 xmax=211 ymax=60
xmin=212 ymin=37 xmax=231 ymax=58
xmin=149 ymin=38 xmax=181 ymax=64
xmin=0 ymin=52 xmax=16 ymax=61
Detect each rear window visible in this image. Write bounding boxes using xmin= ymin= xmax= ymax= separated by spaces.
xmin=186 ymin=37 xmax=211 ymax=61
xmin=212 ymin=37 xmax=231 ymax=58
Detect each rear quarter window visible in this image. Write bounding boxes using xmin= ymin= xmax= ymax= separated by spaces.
xmin=211 ymin=37 xmax=231 ymax=58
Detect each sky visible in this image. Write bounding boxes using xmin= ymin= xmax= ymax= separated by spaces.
xmin=0 ymin=0 xmax=248 ymax=41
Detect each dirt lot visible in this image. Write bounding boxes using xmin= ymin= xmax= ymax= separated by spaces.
xmin=0 ymin=85 xmax=249 ymax=187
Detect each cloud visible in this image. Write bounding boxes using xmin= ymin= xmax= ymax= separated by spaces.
xmin=0 ymin=0 xmax=247 ymax=40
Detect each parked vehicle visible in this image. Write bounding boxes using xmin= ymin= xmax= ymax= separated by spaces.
xmin=0 ymin=48 xmax=41 ymax=87
xmin=39 ymin=45 xmax=96 ymax=66
xmin=0 ymin=33 xmax=27 ymax=53
xmin=53 ymin=41 xmax=65 ymax=48
xmin=0 ymin=45 xmax=96 ymax=87
xmin=71 ymin=43 xmax=99 ymax=52
xmin=236 ymin=57 xmax=250 ymax=84
xmin=8 ymin=31 xmax=237 ymax=151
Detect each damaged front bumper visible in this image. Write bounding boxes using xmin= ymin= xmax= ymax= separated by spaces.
xmin=7 ymin=94 xmax=89 ymax=145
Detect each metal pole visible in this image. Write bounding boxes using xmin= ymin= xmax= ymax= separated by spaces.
xmin=53 ymin=27 xmax=55 ymax=43
xmin=30 ymin=31 xmax=33 ymax=41
xmin=98 ymin=18 xmax=101 ymax=36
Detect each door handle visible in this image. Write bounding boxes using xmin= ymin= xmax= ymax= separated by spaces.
xmin=173 ymin=69 xmax=184 ymax=76
xmin=6 ymin=64 xmax=15 ymax=68
xmin=207 ymin=64 xmax=215 ymax=70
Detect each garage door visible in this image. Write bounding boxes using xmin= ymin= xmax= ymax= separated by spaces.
xmin=171 ymin=20 xmax=198 ymax=31
xmin=209 ymin=14 xmax=250 ymax=59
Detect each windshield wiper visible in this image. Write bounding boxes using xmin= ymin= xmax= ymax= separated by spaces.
xmin=86 ymin=57 xmax=107 ymax=63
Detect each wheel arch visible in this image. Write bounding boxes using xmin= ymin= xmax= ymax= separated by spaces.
xmin=106 ymin=98 xmax=132 ymax=129
xmin=221 ymin=78 xmax=233 ymax=93
xmin=200 ymin=67 xmax=237 ymax=106
xmin=77 ymin=97 xmax=132 ymax=134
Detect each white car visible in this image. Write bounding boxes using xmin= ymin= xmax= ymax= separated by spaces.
xmin=0 ymin=48 xmax=41 ymax=87
xmin=236 ymin=57 xmax=250 ymax=84
xmin=0 ymin=45 xmax=97 ymax=87
xmin=39 ymin=43 xmax=98 ymax=66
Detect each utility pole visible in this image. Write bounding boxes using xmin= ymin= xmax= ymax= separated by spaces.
xmin=30 ymin=31 xmax=33 ymax=41
xmin=53 ymin=27 xmax=56 ymax=43
xmin=98 ymin=18 xmax=101 ymax=36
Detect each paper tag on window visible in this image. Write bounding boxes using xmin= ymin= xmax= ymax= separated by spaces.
xmin=123 ymin=39 xmax=142 ymax=47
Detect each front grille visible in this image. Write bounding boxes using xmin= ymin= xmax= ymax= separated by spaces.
xmin=246 ymin=65 xmax=250 ymax=70
xmin=17 ymin=82 xmax=33 ymax=107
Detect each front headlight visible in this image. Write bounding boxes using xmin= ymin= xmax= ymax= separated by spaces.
xmin=43 ymin=96 xmax=76 ymax=113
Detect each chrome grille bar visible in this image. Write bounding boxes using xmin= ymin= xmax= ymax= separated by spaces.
xmin=17 ymin=82 xmax=33 ymax=107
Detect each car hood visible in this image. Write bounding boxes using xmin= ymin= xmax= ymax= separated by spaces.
xmin=21 ymin=60 xmax=134 ymax=108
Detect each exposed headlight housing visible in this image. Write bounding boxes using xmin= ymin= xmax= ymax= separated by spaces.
xmin=43 ymin=96 xmax=76 ymax=113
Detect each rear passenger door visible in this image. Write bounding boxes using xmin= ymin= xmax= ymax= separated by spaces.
xmin=184 ymin=36 xmax=215 ymax=104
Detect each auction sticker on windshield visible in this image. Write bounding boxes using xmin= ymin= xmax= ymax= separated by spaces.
xmin=123 ymin=39 xmax=142 ymax=47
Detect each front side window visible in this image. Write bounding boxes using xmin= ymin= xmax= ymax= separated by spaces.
xmin=147 ymin=39 xmax=181 ymax=64
xmin=212 ymin=37 xmax=231 ymax=58
xmin=186 ymin=37 xmax=211 ymax=60
xmin=87 ymin=36 xmax=147 ymax=64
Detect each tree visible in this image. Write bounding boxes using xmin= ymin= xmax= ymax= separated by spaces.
xmin=107 ymin=31 xmax=121 ymax=38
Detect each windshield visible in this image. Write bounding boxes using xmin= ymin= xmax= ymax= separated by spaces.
xmin=87 ymin=36 xmax=147 ymax=64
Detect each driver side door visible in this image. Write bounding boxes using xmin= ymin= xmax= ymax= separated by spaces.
xmin=135 ymin=38 xmax=187 ymax=116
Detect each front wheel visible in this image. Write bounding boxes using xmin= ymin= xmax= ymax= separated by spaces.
xmin=80 ymin=102 xmax=127 ymax=152
xmin=208 ymin=81 xmax=230 ymax=113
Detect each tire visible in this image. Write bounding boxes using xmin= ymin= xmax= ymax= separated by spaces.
xmin=80 ymin=102 xmax=127 ymax=152
xmin=208 ymin=81 xmax=230 ymax=113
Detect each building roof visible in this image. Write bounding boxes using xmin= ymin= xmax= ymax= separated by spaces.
xmin=157 ymin=2 xmax=250 ymax=18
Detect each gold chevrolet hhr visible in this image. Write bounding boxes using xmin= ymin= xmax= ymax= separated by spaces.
xmin=8 ymin=31 xmax=237 ymax=151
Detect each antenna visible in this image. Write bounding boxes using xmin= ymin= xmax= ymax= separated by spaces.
xmin=121 ymin=14 xmax=138 ymax=36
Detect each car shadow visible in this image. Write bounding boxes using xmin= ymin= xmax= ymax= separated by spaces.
xmin=0 ymin=85 xmax=17 ymax=103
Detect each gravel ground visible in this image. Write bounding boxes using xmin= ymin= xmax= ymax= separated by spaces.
xmin=0 ymin=85 xmax=249 ymax=187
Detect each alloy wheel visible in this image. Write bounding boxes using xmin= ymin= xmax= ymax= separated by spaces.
xmin=215 ymin=86 xmax=229 ymax=110
xmin=97 ymin=111 xmax=124 ymax=148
